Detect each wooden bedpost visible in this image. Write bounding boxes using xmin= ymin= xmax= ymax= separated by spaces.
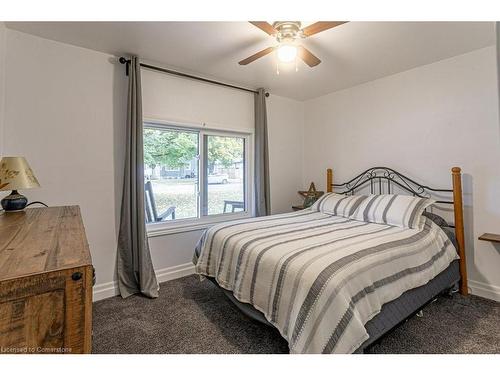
xmin=452 ymin=167 xmax=468 ymax=296
xmin=327 ymin=169 xmax=333 ymax=193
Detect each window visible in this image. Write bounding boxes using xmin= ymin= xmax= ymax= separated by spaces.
xmin=143 ymin=123 xmax=251 ymax=231
xmin=205 ymin=135 xmax=246 ymax=216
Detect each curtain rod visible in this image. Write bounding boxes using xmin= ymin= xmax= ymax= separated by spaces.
xmin=119 ymin=57 xmax=269 ymax=97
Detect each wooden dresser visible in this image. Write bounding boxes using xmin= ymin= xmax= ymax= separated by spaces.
xmin=0 ymin=206 xmax=93 ymax=354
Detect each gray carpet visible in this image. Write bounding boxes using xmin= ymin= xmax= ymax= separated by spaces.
xmin=92 ymin=275 xmax=500 ymax=354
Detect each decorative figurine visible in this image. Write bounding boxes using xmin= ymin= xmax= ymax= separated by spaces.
xmin=298 ymin=182 xmax=324 ymax=208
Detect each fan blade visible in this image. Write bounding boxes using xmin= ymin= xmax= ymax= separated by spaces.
xmin=249 ymin=21 xmax=277 ymax=35
xmin=301 ymin=21 xmax=347 ymax=37
xmin=298 ymin=46 xmax=321 ymax=67
xmin=239 ymin=46 xmax=276 ymax=65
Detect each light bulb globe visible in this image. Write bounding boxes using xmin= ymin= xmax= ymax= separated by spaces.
xmin=277 ymin=44 xmax=297 ymax=63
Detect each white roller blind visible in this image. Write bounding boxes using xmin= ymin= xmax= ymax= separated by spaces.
xmin=142 ymin=69 xmax=254 ymax=132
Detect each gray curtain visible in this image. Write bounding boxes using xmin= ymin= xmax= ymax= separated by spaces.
xmin=254 ymin=88 xmax=271 ymax=216
xmin=117 ymin=56 xmax=159 ymax=299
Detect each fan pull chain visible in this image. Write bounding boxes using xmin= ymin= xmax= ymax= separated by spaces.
xmin=276 ymin=62 xmax=280 ymax=75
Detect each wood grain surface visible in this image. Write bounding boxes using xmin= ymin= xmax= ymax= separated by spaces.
xmin=0 ymin=206 xmax=93 ymax=354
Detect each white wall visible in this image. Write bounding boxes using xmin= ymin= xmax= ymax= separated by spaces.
xmin=303 ymin=46 xmax=500 ymax=301
xmin=267 ymin=94 xmax=304 ymax=213
xmin=1 ymin=29 xmax=305 ymax=300
xmin=0 ymin=22 xmax=6 ymax=155
xmin=2 ymin=29 xmax=127 ymax=292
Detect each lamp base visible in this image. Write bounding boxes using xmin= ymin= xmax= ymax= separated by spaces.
xmin=1 ymin=190 xmax=28 ymax=212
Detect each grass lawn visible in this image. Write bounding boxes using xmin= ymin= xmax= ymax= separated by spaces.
xmin=151 ymin=178 xmax=244 ymax=219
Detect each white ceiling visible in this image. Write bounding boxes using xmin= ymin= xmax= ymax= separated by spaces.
xmin=6 ymin=22 xmax=496 ymax=101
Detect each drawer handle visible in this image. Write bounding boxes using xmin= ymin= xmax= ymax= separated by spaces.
xmin=72 ymin=272 xmax=83 ymax=281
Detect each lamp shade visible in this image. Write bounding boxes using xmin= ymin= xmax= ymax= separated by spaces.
xmin=0 ymin=157 xmax=40 ymax=191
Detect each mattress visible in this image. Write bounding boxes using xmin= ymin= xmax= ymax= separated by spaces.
xmin=194 ymin=209 xmax=459 ymax=353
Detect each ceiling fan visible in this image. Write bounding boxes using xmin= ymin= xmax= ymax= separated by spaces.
xmin=239 ymin=21 xmax=347 ymax=68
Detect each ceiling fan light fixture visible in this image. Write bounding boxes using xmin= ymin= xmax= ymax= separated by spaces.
xmin=277 ymin=44 xmax=297 ymax=63
xmin=243 ymin=21 xmax=346 ymax=68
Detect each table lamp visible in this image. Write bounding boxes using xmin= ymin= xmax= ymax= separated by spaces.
xmin=0 ymin=156 xmax=40 ymax=212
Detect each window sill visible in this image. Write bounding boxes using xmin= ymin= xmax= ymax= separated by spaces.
xmin=146 ymin=212 xmax=252 ymax=237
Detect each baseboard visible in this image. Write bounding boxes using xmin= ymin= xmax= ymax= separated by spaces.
xmin=93 ymin=280 xmax=119 ymax=302
xmin=156 ymin=263 xmax=195 ymax=284
xmin=93 ymin=267 xmax=499 ymax=303
xmin=469 ymin=279 xmax=500 ymax=302
xmin=93 ymin=262 xmax=196 ymax=302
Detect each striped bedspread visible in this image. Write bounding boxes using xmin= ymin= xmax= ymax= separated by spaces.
xmin=194 ymin=209 xmax=458 ymax=353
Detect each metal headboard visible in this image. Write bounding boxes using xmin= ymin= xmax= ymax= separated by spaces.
xmin=330 ymin=167 xmax=453 ymax=205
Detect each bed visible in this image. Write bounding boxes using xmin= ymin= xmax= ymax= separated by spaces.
xmin=193 ymin=167 xmax=468 ymax=354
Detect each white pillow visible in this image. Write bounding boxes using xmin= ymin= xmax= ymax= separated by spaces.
xmin=311 ymin=193 xmax=368 ymax=218
xmin=350 ymin=194 xmax=435 ymax=229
